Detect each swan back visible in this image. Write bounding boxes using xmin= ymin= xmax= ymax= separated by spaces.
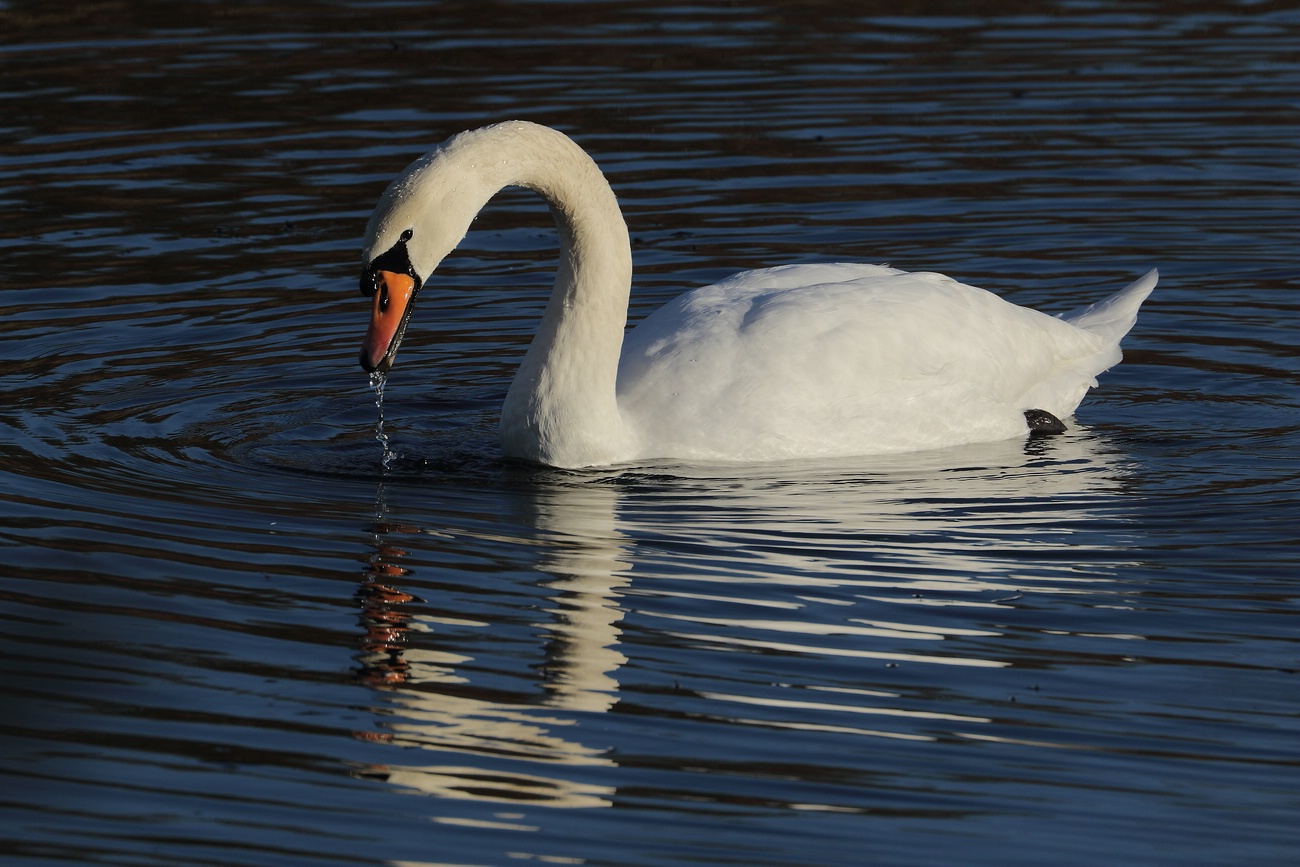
xmin=617 ymin=265 xmax=1156 ymax=462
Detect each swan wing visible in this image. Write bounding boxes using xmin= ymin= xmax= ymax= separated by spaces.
xmin=617 ymin=265 xmax=1127 ymax=461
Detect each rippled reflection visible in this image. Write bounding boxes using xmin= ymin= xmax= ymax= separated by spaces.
xmin=351 ymin=428 xmax=1138 ymax=808
xmin=352 ymin=480 xmax=630 ymax=806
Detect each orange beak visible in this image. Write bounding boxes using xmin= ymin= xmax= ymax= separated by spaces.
xmin=360 ymin=270 xmax=417 ymax=373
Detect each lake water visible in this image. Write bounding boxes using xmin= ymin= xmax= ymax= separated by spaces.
xmin=2 ymin=2 xmax=1298 ymax=865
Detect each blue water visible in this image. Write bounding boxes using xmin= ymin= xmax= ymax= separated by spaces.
xmin=2 ymin=3 xmax=1298 ymax=865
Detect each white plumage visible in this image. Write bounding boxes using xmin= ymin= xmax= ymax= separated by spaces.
xmin=358 ymin=121 xmax=1156 ymax=469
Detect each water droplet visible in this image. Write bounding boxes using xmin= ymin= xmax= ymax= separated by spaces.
xmin=369 ymin=371 xmax=398 ymax=471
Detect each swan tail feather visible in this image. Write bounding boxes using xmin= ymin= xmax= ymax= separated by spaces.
xmin=1061 ymin=268 xmax=1158 ymax=344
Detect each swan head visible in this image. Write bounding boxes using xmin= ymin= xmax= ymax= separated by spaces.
xmin=357 ymin=133 xmax=497 ymax=373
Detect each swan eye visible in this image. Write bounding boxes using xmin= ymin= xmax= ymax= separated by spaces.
xmin=400 ymin=228 xmax=413 ymax=242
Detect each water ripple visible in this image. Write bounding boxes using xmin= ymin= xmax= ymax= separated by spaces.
xmin=2 ymin=3 xmax=1299 ymax=865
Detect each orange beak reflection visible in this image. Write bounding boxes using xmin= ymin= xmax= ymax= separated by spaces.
xmin=360 ymin=270 xmax=417 ymax=373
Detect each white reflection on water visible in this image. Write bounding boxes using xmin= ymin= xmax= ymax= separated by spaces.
xmin=352 ymin=472 xmax=631 ymax=807
xmin=351 ymin=429 xmax=1139 ymax=809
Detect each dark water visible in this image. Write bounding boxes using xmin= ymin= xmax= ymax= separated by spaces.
xmin=3 ymin=2 xmax=1298 ymax=865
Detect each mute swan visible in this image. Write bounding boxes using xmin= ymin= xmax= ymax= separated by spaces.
xmin=358 ymin=120 xmax=1156 ymax=469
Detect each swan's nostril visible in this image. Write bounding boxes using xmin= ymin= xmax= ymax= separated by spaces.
xmin=378 ymin=284 xmax=390 ymax=313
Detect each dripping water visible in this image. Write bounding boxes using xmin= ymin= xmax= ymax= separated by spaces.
xmin=369 ymin=370 xmax=398 ymax=471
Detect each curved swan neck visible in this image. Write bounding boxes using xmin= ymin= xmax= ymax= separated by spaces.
xmin=494 ymin=125 xmax=635 ymax=467
xmin=371 ymin=121 xmax=635 ymax=467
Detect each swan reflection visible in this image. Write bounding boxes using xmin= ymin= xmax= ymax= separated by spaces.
xmin=351 ymin=480 xmax=629 ymax=807
xmin=350 ymin=429 xmax=1138 ymax=810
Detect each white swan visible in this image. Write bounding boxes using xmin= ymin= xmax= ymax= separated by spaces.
xmin=359 ymin=121 xmax=1156 ymax=469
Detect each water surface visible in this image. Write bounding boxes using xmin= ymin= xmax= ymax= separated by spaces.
xmin=2 ymin=2 xmax=1298 ymax=865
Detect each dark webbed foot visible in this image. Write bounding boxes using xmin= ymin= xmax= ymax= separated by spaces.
xmin=1024 ymin=408 xmax=1067 ymax=435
